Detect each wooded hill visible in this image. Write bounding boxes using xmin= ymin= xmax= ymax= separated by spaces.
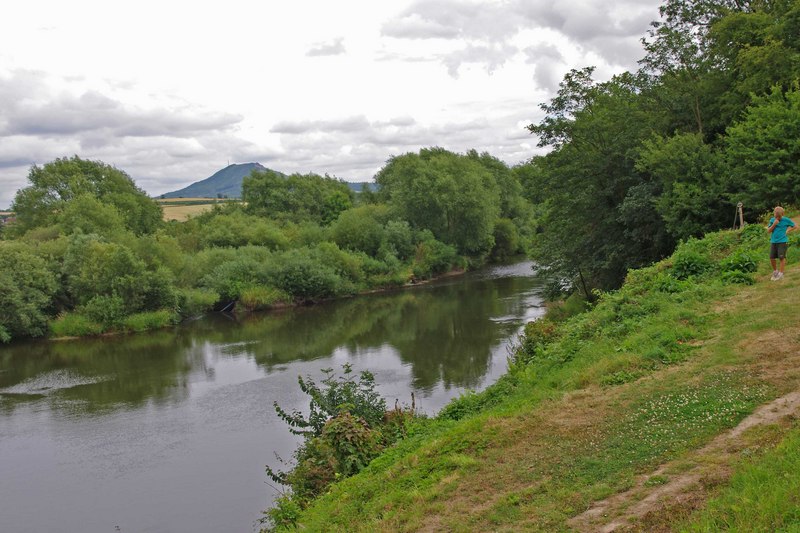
xmin=160 ymin=162 xmax=373 ymax=199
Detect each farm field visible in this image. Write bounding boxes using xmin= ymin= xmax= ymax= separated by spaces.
xmin=156 ymin=198 xmax=237 ymax=221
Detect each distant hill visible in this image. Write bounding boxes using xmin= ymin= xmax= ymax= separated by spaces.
xmin=347 ymin=182 xmax=376 ymax=193
xmin=161 ymin=163 xmax=272 ymax=199
xmin=160 ymin=164 xmax=375 ymax=199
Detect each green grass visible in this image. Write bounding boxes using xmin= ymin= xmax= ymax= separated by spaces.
xmin=120 ymin=310 xmax=178 ymax=332
xmin=263 ymin=225 xmax=800 ymax=532
xmin=50 ymin=312 xmax=103 ymax=337
xmin=681 ymin=427 xmax=800 ymax=532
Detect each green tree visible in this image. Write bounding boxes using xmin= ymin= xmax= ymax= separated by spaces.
xmin=243 ymin=170 xmax=354 ymax=225
xmin=636 ymin=132 xmax=728 ymax=239
xmin=330 ymin=205 xmax=388 ymax=257
xmin=376 ymin=148 xmax=500 ymax=257
xmin=527 ymin=70 xmax=669 ymax=290
xmin=724 ymin=86 xmax=800 ymax=213
xmin=11 ymin=156 xmax=162 ymax=235
xmin=0 ymin=243 xmax=58 ymax=341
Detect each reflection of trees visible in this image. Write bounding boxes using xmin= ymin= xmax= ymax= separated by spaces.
xmin=193 ymin=274 xmax=540 ymax=390
xmin=0 ymin=331 xmax=198 ymax=415
xmin=0 ymin=270 xmax=542 ymax=414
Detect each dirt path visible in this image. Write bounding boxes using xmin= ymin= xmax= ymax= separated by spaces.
xmin=568 ymin=268 xmax=800 ymax=532
xmin=569 ymin=390 xmax=800 ymax=532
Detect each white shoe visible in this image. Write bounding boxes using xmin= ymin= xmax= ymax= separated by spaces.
xmin=771 ymin=271 xmax=779 ymax=281
xmin=777 ymin=272 xmax=784 ymax=280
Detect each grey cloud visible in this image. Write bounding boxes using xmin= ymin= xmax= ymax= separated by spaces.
xmin=271 ymin=116 xmax=371 ymax=134
xmin=381 ymin=0 xmax=661 ymax=78
xmin=382 ymin=12 xmax=460 ymax=39
xmin=6 ymin=94 xmax=241 ymax=138
xmin=306 ymin=37 xmax=346 ymax=57
xmin=383 ymin=1 xmax=517 ymax=42
xmin=524 ymin=44 xmax=566 ymax=91
xmin=524 ymin=43 xmax=564 ymax=63
xmin=514 ymin=1 xmax=659 ymax=41
xmin=0 ymin=70 xmax=254 ymax=206
xmin=442 ymin=43 xmax=518 ymax=77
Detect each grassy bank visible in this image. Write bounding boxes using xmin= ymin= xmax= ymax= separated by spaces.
xmin=270 ymin=223 xmax=800 ymax=532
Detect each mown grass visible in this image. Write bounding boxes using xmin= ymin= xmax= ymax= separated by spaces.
xmin=681 ymin=426 xmax=800 ymax=532
xmin=269 ymin=222 xmax=800 ymax=532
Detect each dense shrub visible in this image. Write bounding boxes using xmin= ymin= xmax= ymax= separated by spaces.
xmin=80 ymin=294 xmax=127 ymax=328
xmin=671 ymin=249 xmax=714 ymax=280
xmin=512 ymin=318 xmax=560 ymax=366
xmin=201 ymin=258 xmax=271 ymax=301
xmin=269 ymin=249 xmax=349 ymax=301
xmin=331 ymin=206 xmax=387 ymax=257
xmin=0 ymin=244 xmax=58 ymax=341
xmin=273 ymin=364 xmax=387 ymax=437
xmin=201 ymin=211 xmax=289 ymax=249
xmin=720 ymin=250 xmax=757 ymax=273
xmin=382 ymin=220 xmax=416 ymax=260
xmin=412 ymin=232 xmax=459 ymax=279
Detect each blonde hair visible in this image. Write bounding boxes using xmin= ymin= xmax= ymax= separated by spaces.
xmin=774 ymin=206 xmax=785 ymax=217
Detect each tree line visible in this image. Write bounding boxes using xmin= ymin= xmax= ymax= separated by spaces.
xmin=0 ymin=149 xmax=534 ymax=343
xmin=523 ymin=0 xmax=800 ymax=291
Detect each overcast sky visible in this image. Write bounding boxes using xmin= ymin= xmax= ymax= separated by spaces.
xmin=0 ymin=0 xmax=663 ymax=208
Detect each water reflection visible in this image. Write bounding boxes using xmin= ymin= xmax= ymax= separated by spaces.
xmin=1 ymin=263 xmax=542 ymax=414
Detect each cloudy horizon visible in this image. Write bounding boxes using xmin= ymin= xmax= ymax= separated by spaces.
xmin=0 ymin=0 xmax=663 ymax=208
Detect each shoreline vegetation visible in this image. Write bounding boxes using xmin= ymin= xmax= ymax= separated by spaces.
xmin=44 ymin=265 xmax=469 ymax=343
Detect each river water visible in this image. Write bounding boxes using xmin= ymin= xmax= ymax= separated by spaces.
xmin=0 ymin=261 xmax=543 ymax=533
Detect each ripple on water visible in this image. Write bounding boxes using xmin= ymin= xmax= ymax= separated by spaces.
xmin=0 ymin=370 xmax=112 ymax=396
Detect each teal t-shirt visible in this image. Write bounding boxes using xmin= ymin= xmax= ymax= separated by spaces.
xmin=769 ymin=216 xmax=795 ymax=243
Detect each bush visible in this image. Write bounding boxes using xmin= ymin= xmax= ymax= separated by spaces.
xmin=0 ymin=243 xmax=58 ymax=341
xmin=273 ymin=364 xmax=387 ymax=437
xmin=265 ymin=364 xmax=393 ymax=524
xmin=50 ymin=313 xmax=104 ymax=337
xmin=331 ymin=206 xmax=386 ymax=257
xmin=720 ymin=270 xmax=755 ymax=285
xmin=269 ymin=249 xmax=348 ymax=301
xmin=720 ymin=250 xmax=757 ymax=273
xmin=262 ymin=494 xmax=303 ymax=532
xmin=201 ymin=258 xmax=270 ymax=301
xmin=382 ymin=220 xmax=415 ymax=260
xmin=80 ymin=294 xmax=127 ymax=328
xmin=512 ymin=319 xmax=559 ymax=366
xmin=671 ymin=250 xmax=713 ymax=280
xmin=412 ymin=234 xmax=458 ymax=279
xmin=320 ymin=412 xmax=383 ymax=478
xmin=491 ymin=218 xmax=520 ymax=261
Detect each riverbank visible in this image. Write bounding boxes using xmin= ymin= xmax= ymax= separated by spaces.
xmin=45 ymin=266 xmax=470 ymax=342
xmin=273 ymin=225 xmax=800 ymax=531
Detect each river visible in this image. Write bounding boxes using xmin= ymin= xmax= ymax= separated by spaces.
xmin=0 ymin=261 xmax=544 ymax=533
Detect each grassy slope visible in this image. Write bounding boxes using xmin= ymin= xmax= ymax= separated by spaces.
xmin=285 ymin=224 xmax=800 ymax=532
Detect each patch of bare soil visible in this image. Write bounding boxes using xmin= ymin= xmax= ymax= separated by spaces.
xmin=568 ymin=390 xmax=800 ymax=532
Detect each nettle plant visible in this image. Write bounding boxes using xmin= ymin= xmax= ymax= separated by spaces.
xmin=263 ymin=364 xmax=418 ymax=530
